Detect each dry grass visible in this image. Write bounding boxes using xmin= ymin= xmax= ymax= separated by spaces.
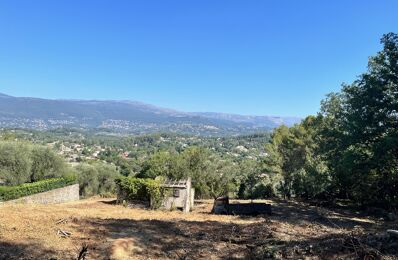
xmin=0 ymin=198 xmax=397 ymax=259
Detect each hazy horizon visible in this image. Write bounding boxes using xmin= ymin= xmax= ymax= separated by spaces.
xmin=0 ymin=91 xmax=302 ymax=118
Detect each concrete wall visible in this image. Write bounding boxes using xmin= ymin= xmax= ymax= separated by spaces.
xmin=0 ymin=184 xmax=79 ymax=205
xmin=161 ymin=186 xmax=194 ymax=212
xmin=162 ymin=187 xmax=188 ymax=209
xmin=190 ymin=188 xmax=195 ymax=210
xmin=183 ymin=178 xmax=192 ymax=213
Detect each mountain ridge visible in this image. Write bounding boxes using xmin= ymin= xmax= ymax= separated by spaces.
xmin=0 ymin=92 xmax=301 ymax=136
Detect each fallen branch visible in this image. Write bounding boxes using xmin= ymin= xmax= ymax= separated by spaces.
xmin=316 ymin=206 xmax=384 ymax=259
xmin=55 ymin=218 xmax=68 ymax=225
xmin=57 ymin=229 xmax=72 ymax=237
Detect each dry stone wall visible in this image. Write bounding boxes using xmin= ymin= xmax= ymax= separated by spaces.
xmin=0 ymin=184 xmax=79 ymax=205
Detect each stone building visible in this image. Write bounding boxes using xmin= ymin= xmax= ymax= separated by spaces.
xmin=160 ymin=178 xmax=194 ymax=212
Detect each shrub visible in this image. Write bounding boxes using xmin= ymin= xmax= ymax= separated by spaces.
xmin=0 ymin=141 xmax=70 ymax=185
xmin=115 ymin=176 xmax=163 ymax=209
xmin=75 ymin=164 xmax=99 ymax=197
xmin=0 ymin=176 xmax=77 ymax=202
xmin=0 ymin=142 xmax=32 ymax=185
xmin=75 ymin=163 xmax=121 ymax=197
xmin=96 ymin=164 xmax=120 ymax=195
xmin=30 ymin=146 xmax=68 ymax=182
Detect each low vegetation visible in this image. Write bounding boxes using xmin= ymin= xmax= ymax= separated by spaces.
xmin=0 ymin=176 xmax=76 ymax=202
xmin=115 ymin=176 xmax=163 ymax=209
xmin=75 ymin=163 xmax=120 ymax=198
xmin=0 ymin=141 xmax=69 ymax=186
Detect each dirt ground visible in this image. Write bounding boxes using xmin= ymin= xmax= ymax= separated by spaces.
xmin=0 ymin=198 xmax=397 ymax=260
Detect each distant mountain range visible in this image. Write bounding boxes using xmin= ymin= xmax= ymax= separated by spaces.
xmin=0 ymin=93 xmax=300 ymax=136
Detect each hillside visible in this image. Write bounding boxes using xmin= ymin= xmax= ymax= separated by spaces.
xmin=1 ymin=197 xmax=397 ymax=259
xmin=0 ymin=93 xmax=300 ymax=136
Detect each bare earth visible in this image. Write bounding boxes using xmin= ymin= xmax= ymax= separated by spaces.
xmin=0 ymin=198 xmax=397 ymax=260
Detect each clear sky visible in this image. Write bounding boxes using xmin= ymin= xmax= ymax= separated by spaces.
xmin=0 ymin=1 xmax=397 ymax=117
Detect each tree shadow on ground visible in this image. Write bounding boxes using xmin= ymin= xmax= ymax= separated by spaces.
xmin=99 ymin=199 xmax=118 ymax=205
xmin=250 ymin=231 xmax=398 ymax=259
xmin=268 ymin=199 xmax=377 ymax=229
xmin=0 ymin=241 xmax=65 ymax=260
xmin=206 ymin=198 xmax=377 ymax=230
xmin=85 ymin=198 xmax=394 ymax=259
xmin=72 ymin=217 xmax=272 ymax=259
xmin=71 ymin=216 xmax=398 ymax=260
xmin=104 ymin=197 xmax=377 ymax=230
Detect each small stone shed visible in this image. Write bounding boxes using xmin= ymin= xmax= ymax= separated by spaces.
xmin=160 ymin=178 xmax=194 ymax=212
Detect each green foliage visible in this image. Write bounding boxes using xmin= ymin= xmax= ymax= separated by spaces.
xmin=0 ymin=130 xmax=272 ymax=200
xmin=206 ymin=158 xmax=239 ymax=199
xmin=96 ymin=164 xmax=120 ymax=196
xmin=0 ymin=142 xmax=32 ymax=185
xmin=260 ymin=33 xmax=398 ymax=208
xmin=0 ymin=141 xmax=70 ymax=186
xmin=75 ymin=164 xmax=99 ymax=197
xmin=75 ymin=163 xmax=120 ymax=197
xmin=30 ymin=146 xmax=67 ymax=182
xmin=264 ymin=117 xmax=331 ymax=200
xmin=181 ymin=147 xmax=212 ymax=198
xmin=138 ymin=147 xmax=240 ymax=199
xmin=0 ymin=176 xmax=77 ymax=202
xmin=317 ymin=32 xmax=398 ymax=207
xmin=138 ymin=151 xmax=184 ymax=179
xmin=238 ymin=173 xmax=277 ymax=200
xmin=238 ymin=156 xmax=281 ymax=199
xmin=115 ymin=176 xmax=163 ymax=209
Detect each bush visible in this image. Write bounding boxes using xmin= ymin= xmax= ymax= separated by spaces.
xmin=75 ymin=164 xmax=99 ymax=197
xmin=30 ymin=146 xmax=68 ymax=182
xmin=0 ymin=176 xmax=77 ymax=202
xmin=0 ymin=142 xmax=32 ymax=185
xmin=0 ymin=141 xmax=70 ymax=185
xmin=238 ymin=176 xmax=276 ymax=199
xmin=115 ymin=176 xmax=163 ymax=209
xmin=75 ymin=163 xmax=121 ymax=197
xmin=96 ymin=164 xmax=120 ymax=195
xmin=291 ymin=166 xmax=331 ymax=200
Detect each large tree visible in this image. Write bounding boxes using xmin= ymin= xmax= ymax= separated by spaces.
xmin=319 ymin=33 xmax=398 ymax=207
xmin=265 ymin=117 xmax=329 ymax=199
xmin=30 ymin=146 xmax=67 ymax=182
xmin=0 ymin=142 xmax=32 ymax=185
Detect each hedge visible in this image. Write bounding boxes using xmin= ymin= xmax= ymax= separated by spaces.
xmin=0 ymin=176 xmax=77 ymax=202
xmin=115 ymin=176 xmax=163 ymax=209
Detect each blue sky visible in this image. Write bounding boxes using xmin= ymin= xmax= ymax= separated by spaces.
xmin=0 ymin=1 xmax=397 ymax=117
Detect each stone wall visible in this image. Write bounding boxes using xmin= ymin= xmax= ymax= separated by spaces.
xmin=161 ymin=182 xmax=194 ymax=212
xmin=0 ymin=184 xmax=79 ymax=205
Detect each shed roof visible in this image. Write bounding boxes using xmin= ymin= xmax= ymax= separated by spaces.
xmin=160 ymin=179 xmax=189 ymax=188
